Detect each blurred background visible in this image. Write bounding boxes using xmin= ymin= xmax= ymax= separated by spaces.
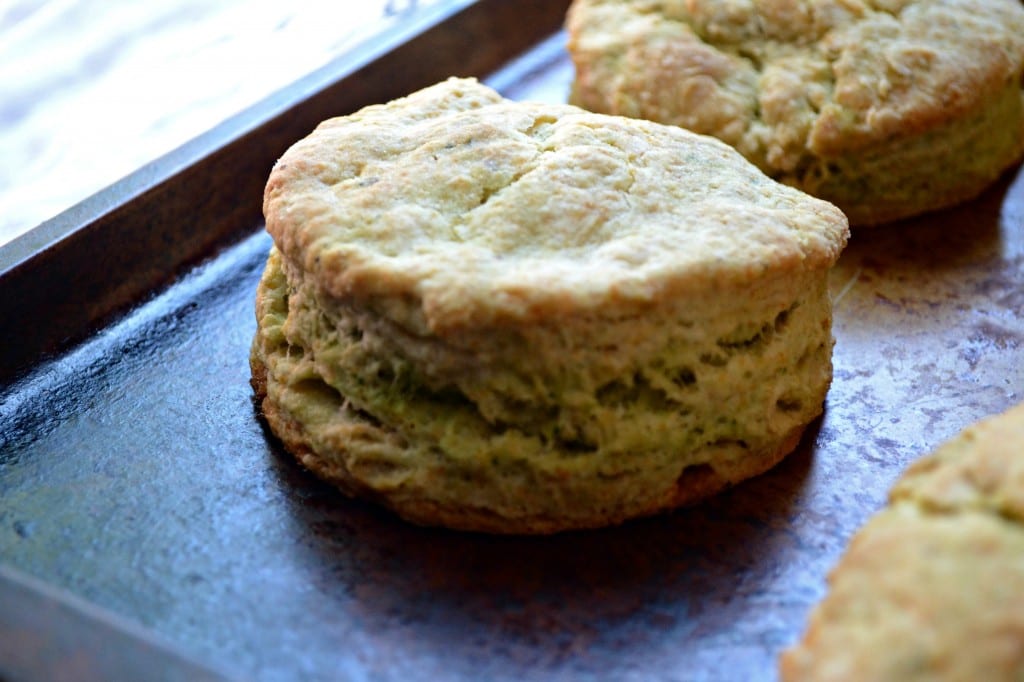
xmin=0 ymin=0 xmax=441 ymax=246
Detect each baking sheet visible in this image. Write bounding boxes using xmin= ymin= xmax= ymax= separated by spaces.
xmin=2 ymin=3 xmax=1023 ymax=679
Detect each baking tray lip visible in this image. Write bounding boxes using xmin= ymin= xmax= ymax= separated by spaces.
xmin=1 ymin=1 xmax=487 ymax=274
xmin=0 ymin=0 xmax=479 ymax=278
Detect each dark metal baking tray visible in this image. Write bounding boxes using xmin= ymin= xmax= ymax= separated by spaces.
xmin=2 ymin=1 xmax=1023 ymax=679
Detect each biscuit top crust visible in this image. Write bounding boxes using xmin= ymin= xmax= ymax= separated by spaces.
xmin=264 ymin=78 xmax=847 ymax=332
xmin=568 ymin=0 xmax=1024 ymax=170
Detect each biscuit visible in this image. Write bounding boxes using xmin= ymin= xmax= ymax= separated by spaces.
xmin=566 ymin=0 xmax=1024 ymax=226
xmin=781 ymin=402 xmax=1024 ymax=680
xmin=251 ymin=77 xmax=848 ymax=534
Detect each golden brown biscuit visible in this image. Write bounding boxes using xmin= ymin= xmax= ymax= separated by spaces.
xmin=781 ymin=402 xmax=1024 ymax=680
xmin=567 ymin=0 xmax=1024 ymax=226
xmin=251 ymin=77 xmax=848 ymax=533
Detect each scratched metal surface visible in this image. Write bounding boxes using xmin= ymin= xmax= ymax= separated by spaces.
xmin=2 ymin=34 xmax=1024 ymax=682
